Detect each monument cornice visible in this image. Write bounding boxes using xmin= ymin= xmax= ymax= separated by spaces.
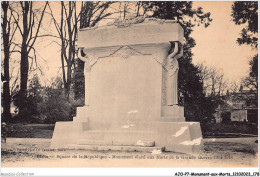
xmin=77 ymin=18 xmax=184 ymax=49
xmin=79 ymin=17 xmax=179 ymax=30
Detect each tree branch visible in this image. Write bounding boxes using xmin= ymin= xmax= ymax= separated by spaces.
xmin=9 ymin=21 xmax=19 ymax=46
xmin=10 ymin=8 xmax=23 ymax=35
xmin=46 ymin=3 xmax=61 ymax=36
xmin=27 ymin=2 xmax=48 ymax=54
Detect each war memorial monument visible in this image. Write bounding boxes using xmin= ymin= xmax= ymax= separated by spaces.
xmin=51 ymin=18 xmax=203 ymax=154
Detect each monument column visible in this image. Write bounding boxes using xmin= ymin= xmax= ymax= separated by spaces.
xmin=166 ymin=42 xmax=183 ymax=106
xmin=84 ymin=63 xmax=90 ymax=106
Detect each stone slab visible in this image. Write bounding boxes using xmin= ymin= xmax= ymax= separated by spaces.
xmin=74 ymin=106 xmax=90 ymax=122
xmin=161 ymin=106 xmax=184 ymax=117
xmin=78 ymin=139 xmax=113 ymax=146
xmin=51 ymin=122 xmax=83 ymax=148
xmin=78 ymin=21 xmax=184 ymax=48
xmin=85 ymin=54 xmax=162 ymax=129
xmin=65 ymin=144 xmax=163 ymax=152
xmin=152 ymin=122 xmax=203 ymax=153
xmin=75 ymin=106 xmax=185 ymax=125
xmin=113 ymin=140 xmax=155 ymax=147
xmin=189 ymin=122 xmax=204 ymax=140
xmin=50 ymin=121 xmax=203 ymax=154
xmin=77 ymin=139 xmax=155 ymax=147
xmin=160 ymin=117 xmax=185 ymax=122
xmin=80 ymin=130 xmax=155 ymax=141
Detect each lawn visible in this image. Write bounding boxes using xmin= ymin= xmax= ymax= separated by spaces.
xmin=5 ymin=123 xmax=54 ymax=138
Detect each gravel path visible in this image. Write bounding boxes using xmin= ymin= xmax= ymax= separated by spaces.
xmin=1 ymin=137 xmax=258 ymax=167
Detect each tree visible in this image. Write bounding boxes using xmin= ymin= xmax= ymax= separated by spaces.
xmin=48 ymin=2 xmax=79 ymax=98
xmin=38 ymin=77 xmax=73 ymax=123
xmin=10 ymin=2 xmax=48 ymax=118
xmin=241 ymin=54 xmax=258 ymax=107
xmin=232 ymin=1 xmax=258 ymax=105
xmin=13 ymin=74 xmax=42 ymax=121
xmin=198 ymin=63 xmax=228 ymax=97
xmin=27 ymin=74 xmax=42 ymax=119
xmin=232 ymin=1 xmax=258 ymax=90
xmin=48 ymin=2 xmax=114 ymax=99
xmin=229 ymin=81 xmax=240 ymax=93
xmin=197 ymin=63 xmax=228 ymax=122
xmin=249 ymin=54 xmax=258 ymax=80
xmin=242 ymin=54 xmax=258 ymax=91
xmin=231 ymin=1 xmax=258 ymax=49
xmin=1 ymin=1 xmax=17 ymax=121
xmin=74 ymin=1 xmax=114 ymax=101
xmin=142 ymin=2 xmax=212 ymax=121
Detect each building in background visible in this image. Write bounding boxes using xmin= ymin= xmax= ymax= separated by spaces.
xmin=214 ymin=87 xmax=257 ymax=123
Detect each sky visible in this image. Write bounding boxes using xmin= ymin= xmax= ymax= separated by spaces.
xmin=191 ymin=1 xmax=257 ymax=83
xmin=24 ymin=1 xmax=257 ymax=86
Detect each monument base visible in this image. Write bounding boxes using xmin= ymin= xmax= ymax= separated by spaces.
xmin=51 ymin=107 xmax=203 ymax=154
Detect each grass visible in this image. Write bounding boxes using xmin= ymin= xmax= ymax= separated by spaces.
xmin=6 ymin=123 xmax=54 ymax=138
xmin=201 ymin=122 xmax=258 ymax=138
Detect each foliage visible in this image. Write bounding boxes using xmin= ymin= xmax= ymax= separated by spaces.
xmin=231 ymin=1 xmax=258 ymax=48
xmin=221 ymin=111 xmax=231 ymax=123
xmin=13 ymin=74 xmax=42 ymax=122
xmin=242 ymin=54 xmax=258 ymax=93
xmin=37 ymin=76 xmax=76 ymax=123
xmin=12 ymin=75 xmax=75 ymax=123
xmin=249 ymin=54 xmax=258 ymax=79
xmin=37 ymin=87 xmax=73 ymax=123
xmin=232 ymin=1 xmax=258 ymax=106
xmin=73 ymin=2 xmax=115 ymax=102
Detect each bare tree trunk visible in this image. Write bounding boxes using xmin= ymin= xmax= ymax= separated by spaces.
xmin=2 ymin=1 xmax=11 ymax=121
xmin=15 ymin=1 xmax=47 ymax=118
xmin=66 ymin=62 xmax=72 ymax=97
xmin=47 ymin=1 xmax=113 ymax=101
xmin=65 ymin=2 xmax=73 ymax=98
xmin=19 ymin=45 xmax=29 ymax=117
xmin=19 ymin=2 xmax=30 ymax=118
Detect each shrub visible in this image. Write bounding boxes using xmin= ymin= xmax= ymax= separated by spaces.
xmin=221 ymin=111 xmax=231 ymax=123
xmin=38 ymin=88 xmax=73 ymax=123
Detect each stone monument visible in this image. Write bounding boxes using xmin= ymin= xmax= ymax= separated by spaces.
xmin=51 ymin=18 xmax=203 ymax=154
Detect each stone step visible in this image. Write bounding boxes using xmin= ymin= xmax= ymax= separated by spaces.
xmin=78 ymin=139 xmax=155 ymax=147
xmin=160 ymin=117 xmax=185 ymax=122
xmin=80 ymin=130 xmax=155 ymax=140
xmin=65 ymin=144 xmax=164 ymax=152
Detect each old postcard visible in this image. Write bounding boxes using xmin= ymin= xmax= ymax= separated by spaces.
xmin=1 ymin=1 xmax=258 ymax=176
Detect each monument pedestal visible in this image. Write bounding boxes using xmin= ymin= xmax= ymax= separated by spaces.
xmin=51 ymin=118 xmax=202 ymax=153
xmin=51 ymin=19 xmax=203 ymax=154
